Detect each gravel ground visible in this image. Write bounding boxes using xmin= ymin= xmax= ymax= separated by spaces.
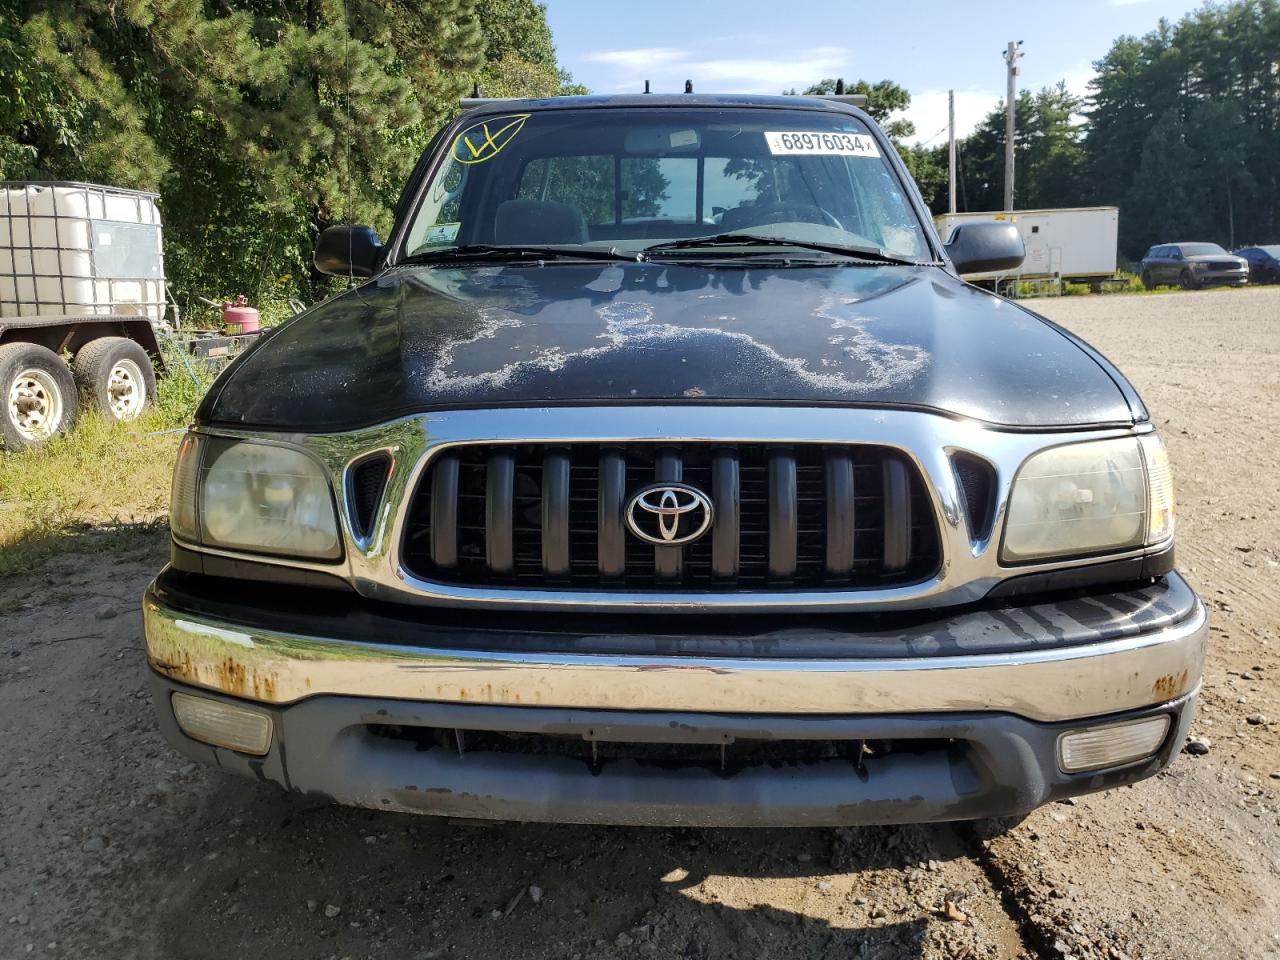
xmin=1 ymin=286 xmax=1278 ymax=960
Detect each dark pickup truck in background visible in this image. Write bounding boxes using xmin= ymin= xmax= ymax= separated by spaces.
xmin=143 ymin=93 xmax=1205 ymax=827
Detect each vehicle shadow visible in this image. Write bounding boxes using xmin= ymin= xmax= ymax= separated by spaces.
xmin=148 ymin=777 xmax=1012 ymax=960
xmin=0 ymin=519 xmax=165 ymax=579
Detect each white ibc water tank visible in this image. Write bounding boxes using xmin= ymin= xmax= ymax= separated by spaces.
xmin=0 ymin=182 xmax=167 ymax=323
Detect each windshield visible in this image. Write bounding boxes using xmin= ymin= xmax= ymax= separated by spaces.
xmin=1179 ymin=243 xmax=1228 ymax=256
xmin=402 ymin=107 xmax=930 ymax=261
xmin=1256 ymin=245 xmax=1280 ymax=257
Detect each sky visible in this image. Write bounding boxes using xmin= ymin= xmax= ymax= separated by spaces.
xmin=543 ymin=0 xmax=1205 ymax=145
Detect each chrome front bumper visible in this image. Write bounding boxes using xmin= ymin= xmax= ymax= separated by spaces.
xmin=144 ymin=574 xmax=1207 ymax=724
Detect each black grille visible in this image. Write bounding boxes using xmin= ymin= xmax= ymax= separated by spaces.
xmin=952 ymin=452 xmax=996 ymax=541
xmin=348 ymin=454 xmax=391 ymax=539
xmin=368 ymin=724 xmax=954 ymax=777
xmin=401 ymin=443 xmax=941 ymax=591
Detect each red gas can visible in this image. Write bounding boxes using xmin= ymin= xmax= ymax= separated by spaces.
xmin=222 ymin=294 xmax=261 ymax=334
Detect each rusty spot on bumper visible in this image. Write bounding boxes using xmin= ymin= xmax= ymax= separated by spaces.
xmin=151 ymin=650 xmax=280 ymax=702
xmin=1151 ymin=669 xmax=1190 ymax=700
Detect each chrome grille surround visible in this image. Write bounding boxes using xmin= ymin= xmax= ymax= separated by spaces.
xmin=398 ymin=441 xmax=943 ymax=590
xmin=181 ymin=406 xmax=1162 ymax=613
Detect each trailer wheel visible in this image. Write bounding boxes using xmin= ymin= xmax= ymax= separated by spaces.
xmin=0 ymin=341 xmax=80 ymax=450
xmin=72 ymin=337 xmax=157 ymax=422
xmin=1141 ymin=270 xmax=1155 ymax=291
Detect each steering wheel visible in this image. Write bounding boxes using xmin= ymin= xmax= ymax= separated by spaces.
xmin=724 ymin=202 xmax=845 ymax=232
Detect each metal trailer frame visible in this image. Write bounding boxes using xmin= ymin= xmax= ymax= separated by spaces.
xmin=0 ymin=312 xmax=163 ymax=361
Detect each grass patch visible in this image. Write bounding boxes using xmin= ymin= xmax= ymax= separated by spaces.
xmin=0 ymin=361 xmax=213 ymax=576
xmin=1092 ymin=272 xmax=1249 ymax=296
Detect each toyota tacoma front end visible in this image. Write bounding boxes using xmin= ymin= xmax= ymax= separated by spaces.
xmin=143 ymin=94 xmax=1205 ymax=826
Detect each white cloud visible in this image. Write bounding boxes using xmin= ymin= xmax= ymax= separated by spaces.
xmin=584 ymin=48 xmax=687 ymax=71
xmin=578 ymin=46 xmax=1098 ymax=147
xmin=582 ymin=45 xmax=849 ymax=95
xmin=900 ymin=88 xmax=1000 ymax=147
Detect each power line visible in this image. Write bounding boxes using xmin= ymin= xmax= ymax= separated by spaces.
xmin=917 ymin=123 xmax=950 ymax=148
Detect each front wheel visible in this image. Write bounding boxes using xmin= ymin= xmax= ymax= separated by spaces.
xmin=1179 ymin=270 xmax=1199 ymax=290
xmin=0 ymin=341 xmax=80 ymax=449
xmin=1141 ymin=270 xmax=1155 ymax=291
xmin=72 ymin=337 xmax=157 ymax=422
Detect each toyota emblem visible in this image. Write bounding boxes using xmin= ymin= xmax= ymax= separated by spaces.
xmin=625 ymin=483 xmax=714 ymax=546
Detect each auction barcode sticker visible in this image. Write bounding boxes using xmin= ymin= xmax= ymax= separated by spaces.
xmin=764 ymin=131 xmax=881 ymax=157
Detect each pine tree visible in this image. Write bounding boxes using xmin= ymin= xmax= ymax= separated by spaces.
xmin=1 ymin=0 xmax=583 ymax=303
xmin=1122 ymin=108 xmax=1208 ymax=251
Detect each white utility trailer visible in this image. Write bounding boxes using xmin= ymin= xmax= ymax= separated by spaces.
xmin=934 ymin=206 xmax=1120 ymax=294
xmin=0 ymin=181 xmax=258 ymax=449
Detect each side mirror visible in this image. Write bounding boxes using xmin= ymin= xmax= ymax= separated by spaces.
xmin=944 ymin=221 xmax=1025 ymax=275
xmin=314 ymin=225 xmax=382 ymax=278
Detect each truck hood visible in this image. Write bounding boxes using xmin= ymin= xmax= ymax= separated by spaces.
xmin=199 ymin=262 xmax=1139 ymax=431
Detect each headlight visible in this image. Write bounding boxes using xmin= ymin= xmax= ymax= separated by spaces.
xmin=169 ymin=433 xmax=341 ymax=561
xmin=1001 ymin=434 xmax=1174 ymax=563
xmin=1191 ymin=261 xmax=1209 ymax=271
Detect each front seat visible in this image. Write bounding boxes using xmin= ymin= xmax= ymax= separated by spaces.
xmin=494 ymin=199 xmax=589 ymax=245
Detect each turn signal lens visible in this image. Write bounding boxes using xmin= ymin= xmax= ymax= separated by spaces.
xmin=1139 ymin=433 xmax=1175 ymax=544
xmin=1057 ymin=715 xmax=1170 ymax=773
xmin=170 ymin=432 xmax=202 ymax=543
xmin=172 ymin=692 xmax=273 ymax=755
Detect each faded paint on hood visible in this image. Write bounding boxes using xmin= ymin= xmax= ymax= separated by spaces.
xmin=198 ymin=262 xmax=1137 ymax=431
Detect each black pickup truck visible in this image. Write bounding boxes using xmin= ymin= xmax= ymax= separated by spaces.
xmin=143 ymin=93 xmax=1204 ymax=827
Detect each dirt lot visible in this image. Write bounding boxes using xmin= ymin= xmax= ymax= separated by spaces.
xmin=2 ymin=286 xmax=1278 ymax=960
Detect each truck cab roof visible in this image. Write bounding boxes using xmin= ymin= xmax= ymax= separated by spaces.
xmin=459 ymin=93 xmax=869 ymax=118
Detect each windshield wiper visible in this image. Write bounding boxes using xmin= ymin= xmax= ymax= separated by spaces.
xmin=402 ymin=244 xmax=639 ymax=265
xmin=641 ymin=233 xmax=923 ymax=265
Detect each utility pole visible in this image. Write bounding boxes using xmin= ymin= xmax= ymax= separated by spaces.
xmin=948 ymin=89 xmax=957 ymax=214
xmin=1003 ymin=40 xmax=1023 ymax=212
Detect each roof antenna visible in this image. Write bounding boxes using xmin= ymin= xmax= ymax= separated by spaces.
xmin=644 ymin=80 xmax=650 ymax=94
xmin=343 ymin=0 xmax=354 ymax=287
xmin=835 ymin=78 xmax=845 ymax=95
xmin=471 ymin=80 xmax=481 ymax=98
xmin=684 ymin=79 xmax=693 ymax=94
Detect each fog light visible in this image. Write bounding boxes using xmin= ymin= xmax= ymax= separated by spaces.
xmin=172 ymin=692 xmax=273 ymax=756
xmin=1057 ymin=715 xmax=1170 ymax=773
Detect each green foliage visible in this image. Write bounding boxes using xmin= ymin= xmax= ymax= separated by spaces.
xmin=900 ymin=144 xmax=948 ymax=211
xmin=956 ymin=84 xmax=1086 ymax=213
xmin=475 ymin=0 xmax=587 ymax=98
xmin=1117 ymin=272 xmax=1147 ymax=293
xmin=1087 ymin=0 xmax=1280 ymax=257
xmin=0 ymin=0 xmax=574 ymax=310
xmin=0 ymin=364 xmax=210 ymax=574
xmin=790 ymin=78 xmax=915 ymax=139
xmin=784 ymin=0 xmax=1280 ymax=262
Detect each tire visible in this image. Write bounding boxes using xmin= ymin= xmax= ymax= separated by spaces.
xmin=1179 ymin=270 xmax=1199 ymax=290
xmin=1140 ymin=270 xmax=1155 ymax=291
xmin=0 ymin=341 xmax=80 ymax=450
xmin=71 ymin=337 xmax=157 ymax=422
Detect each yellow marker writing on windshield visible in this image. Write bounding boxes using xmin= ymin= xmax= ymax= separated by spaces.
xmin=452 ymin=114 xmax=531 ymax=165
